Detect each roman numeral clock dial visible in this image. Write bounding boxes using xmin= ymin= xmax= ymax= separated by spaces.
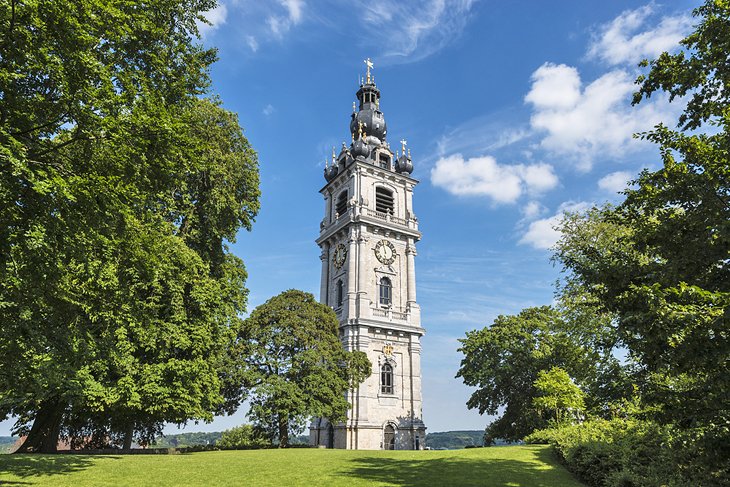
xmin=374 ymin=240 xmax=397 ymax=265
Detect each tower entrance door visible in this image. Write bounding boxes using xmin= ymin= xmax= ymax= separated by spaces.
xmin=384 ymin=425 xmax=395 ymax=450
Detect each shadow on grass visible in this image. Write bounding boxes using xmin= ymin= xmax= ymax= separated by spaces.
xmin=342 ymin=447 xmax=581 ymax=487
xmin=0 ymin=454 xmax=118 ymax=486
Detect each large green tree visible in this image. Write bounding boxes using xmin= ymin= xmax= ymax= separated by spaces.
xmin=236 ymin=290 xmax=371 ymax=448
xmin=0 ymin=0 xmax=260 ymax=452
xmin=456 ymin=306 xmax=617 ymax=441
xmin=554 ymin=0 xmax=729 ymax=461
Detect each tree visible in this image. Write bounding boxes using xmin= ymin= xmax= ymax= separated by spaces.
xmin=216 ymin=424 xmax=268 ymax=449
xmin=237 ymin=290 xmax=371 ymax=447
xmin=555 ymin=0 xmax=729 ymax=442
xmin=456 ymin=306 xmax=606 ymax=441
xmin=0 ymin=0 xmax=260 ymax=452
xmin=532 ymin=367 xmax=585 ymax=426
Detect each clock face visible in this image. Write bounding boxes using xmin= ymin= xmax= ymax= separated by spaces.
xmin=374 ymin=240 xmax=397 ymax=265
xmin=333 ymin=243 xmax=347 ymax=269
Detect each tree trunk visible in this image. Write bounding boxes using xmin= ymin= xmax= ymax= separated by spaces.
xmin=15 ymin=399 xmax=65 ymax=453
xmin=278 ymin=414 xmax=289 ymax=448
xmin=123 ymin=423 xmax=134 ymax=451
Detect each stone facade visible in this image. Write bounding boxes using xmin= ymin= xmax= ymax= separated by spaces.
xmin=310 ymin=63 xmax=426 ymax=450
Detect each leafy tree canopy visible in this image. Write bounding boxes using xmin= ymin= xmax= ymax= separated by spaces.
xmin=532 ymin=367 xmax=585 ymax=426
xmin=235 ymin=290 xmax=371 ymax=448
xmin=0 ymin=0 xmax=260 ymax=452
xmin=216 ymin=424 xmax=268 ymax=449
xmin=555 ymin=0 xmax=729 ymax=437
xmin=456 ymin=306 xmax=620 ymax=441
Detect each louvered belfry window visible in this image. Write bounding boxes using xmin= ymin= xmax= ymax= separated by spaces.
xmin=375 ymin=187 xmax=394 ymax=214
xmin=335 ymin=190 xmax=348 ymax=216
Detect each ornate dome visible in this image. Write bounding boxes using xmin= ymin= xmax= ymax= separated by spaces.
xmin=350 ymin=107 xmax=387 ymax=141
xmin=395 ymin=153 xmax=413 ymax=175
xmin=351 ymin=137 xmax=369 ymax=159
xmin=324 ymin=163 xmax=339 ymax=181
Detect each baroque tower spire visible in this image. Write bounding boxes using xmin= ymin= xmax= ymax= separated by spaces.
xmin=311 ymin=59 xmax=426 ymax=450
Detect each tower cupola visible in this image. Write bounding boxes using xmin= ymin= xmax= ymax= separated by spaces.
xmin=350 ymin=58 xmax=387 ymax=142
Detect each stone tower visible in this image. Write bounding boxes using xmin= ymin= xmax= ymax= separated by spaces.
xmin=310 ymin=59 xmax=426 ymax=450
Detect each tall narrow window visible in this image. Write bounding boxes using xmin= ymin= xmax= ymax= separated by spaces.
xmin=378 ymin=153 xmax=390 ymax=170
xmin=336 ymin=279 xmax=344 ymax=307
xmin=379 ymin=277 xmax=391 ymax=306
xmin=375 ymin=187 xmax=394 ymax=214
xmin=381 ymin=363 xmax=394 ymax=395
xmin=335 ymin=190 xmax=348 ymax=217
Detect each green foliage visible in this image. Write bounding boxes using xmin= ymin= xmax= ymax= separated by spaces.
xmin=424 ymin=431 xmax=485 ymax=449
xmin=235 ymin=290 xmax=371 ymax=447
xmin=554 ymin=0 xmax=729 ymax=460
xmin=153 ymin=432 xmax=223 ymax=449
xmin=532 ymin=367 xmax=585 ymax=426
xmin=0 ymin=0 xmax=260 ymax=452
xmin=456 ymin=306 xmax=616 ymax=441
xmin=216 ymin=425 xmax=268 ymax=449
xmin=525 ymin=418 xmax=727 ymax=487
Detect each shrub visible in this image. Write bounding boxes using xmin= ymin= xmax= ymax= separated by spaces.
xmin=525 ymin=419 xmax=726 ymax=486
xmin=216 ymin=425 xmax=269 ymax=449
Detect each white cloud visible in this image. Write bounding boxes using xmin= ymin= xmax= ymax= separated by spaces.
xmin=524 ymin=63 xmax=581 ymax=110
xmin=262 ymin=104 xmax=275 ymax=116
xmin=430 ymin=154 xmax=558 ymax=204
xmin=598 ymin=170 xmax=633 ymax=193
xmin=521 ymin=201 xmax=546 ymax=219
xmin=588 ymin=5 xmax=693 ymax=66
xmin=520 ymin=201 xmax=591 ymax=250
xmin=197 ymin=3 xmax=228 ymax=36
xmin=267 ymin=0 xmax=305 ymax=39
xmin=525 ymin=62 xmax=678 ymax=170
xmin=246 ymin=35 xmax=259 ymax=52
xmin=359 ymin=0 xmax=477 ymax=63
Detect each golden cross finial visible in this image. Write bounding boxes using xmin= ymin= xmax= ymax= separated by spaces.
xmin=324 ymin=157 xmax=328 ymax=169
xmin=400 ymin=139 xmax=407 ymax=154
xmin=352 ymin=101 xmax=356 ymax=113
xmin=408 ymin=148 xmax=411 ymax=158
xmin=332 ymin=146 xmax=336 ymax=162
xmin=364 ymin=57 xmax=373 ymax=84
xmin=358 ymin=121 xmax=365 ymax=139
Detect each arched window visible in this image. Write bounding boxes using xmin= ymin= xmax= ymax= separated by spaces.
xmin=383 ymin=424 xmax=395 ymax=450
xmin=381 ymin=363 xmax=394 ymax=395
xmin=335 ymin=190 xmax=348 ymax=217
xmin=375 ymin=187 xmax=394 ymax=214
xmin=336 ymin=279 xmax=344 ymax=307
xmin=379 ymin=277 xmax=391 ymax=306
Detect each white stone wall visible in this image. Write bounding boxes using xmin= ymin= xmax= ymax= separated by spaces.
xmin=314 ymin=161 xmax=426 ymax=450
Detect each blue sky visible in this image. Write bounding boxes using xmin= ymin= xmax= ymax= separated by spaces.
xmin=1 ymin=0 xmax=703 ymax=438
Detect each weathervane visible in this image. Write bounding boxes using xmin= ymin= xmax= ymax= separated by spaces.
xmin=364 ymin=57 xmax=373 ymax=84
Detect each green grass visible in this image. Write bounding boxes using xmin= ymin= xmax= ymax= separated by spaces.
xmin=0 ymin=445 xmax=583 ymax=486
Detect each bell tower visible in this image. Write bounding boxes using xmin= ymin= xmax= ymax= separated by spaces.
xmin=310 ymin=59 xmax=426 ymax=450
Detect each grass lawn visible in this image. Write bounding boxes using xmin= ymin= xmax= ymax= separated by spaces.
xmin=0 ymin=445 xmax=584 ymax=486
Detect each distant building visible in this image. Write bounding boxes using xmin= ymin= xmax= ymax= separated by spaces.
xmin=310 ymin=59 xmax=426 ymax=450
